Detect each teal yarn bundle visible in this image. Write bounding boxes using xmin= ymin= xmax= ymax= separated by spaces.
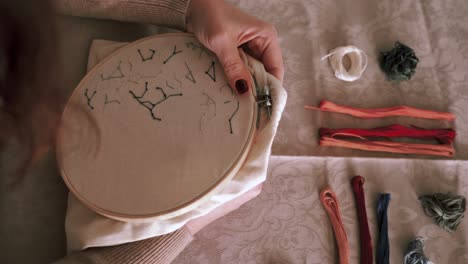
xmin=403 ymin=237 xmax=433 ymax=264
xmin=419 ymin=193 xmax=466 ymax=232
xmin=380 ymin=41 xmax=419 ymax=81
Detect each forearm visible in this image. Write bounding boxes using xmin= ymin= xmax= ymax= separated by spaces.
xmin=53 ymin=227 xmax=193 ymax=264
xmin=53 ymin=0 xmax=190 ymax=30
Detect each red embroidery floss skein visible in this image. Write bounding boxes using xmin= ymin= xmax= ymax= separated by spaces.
xmin=351 ymin=176 xmax=373 ymax=264
xmin=319 ymin=125 xmax=456 ymax=144
xmin=319 ymin=125 xmax=456 ymax=157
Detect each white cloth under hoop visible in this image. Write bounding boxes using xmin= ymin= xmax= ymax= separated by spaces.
xmin=64 ymin=39 xmax=288 ymax=252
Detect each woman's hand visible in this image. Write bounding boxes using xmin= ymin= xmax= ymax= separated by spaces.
xmin=187 ymin=0 xmax=283 ymax=95
xmin=185 ymin=184 xmax=262 ymax=235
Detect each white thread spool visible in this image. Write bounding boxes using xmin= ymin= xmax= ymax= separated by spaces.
xmin=321 ymin=46 xmax=368 ymax=82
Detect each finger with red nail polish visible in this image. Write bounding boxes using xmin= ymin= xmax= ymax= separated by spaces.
xmin=235 ymin=79 xmax=249 ymax=95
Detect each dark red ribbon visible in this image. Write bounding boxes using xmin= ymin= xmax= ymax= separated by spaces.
xmin=351 ymin=176 xmax=373 ymax=264
xmin=320 ymin=124 xmax=456 ymax=144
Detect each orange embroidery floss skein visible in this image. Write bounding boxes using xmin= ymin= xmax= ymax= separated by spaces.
xmin=320 ymin=188 xmax=350 ymax=264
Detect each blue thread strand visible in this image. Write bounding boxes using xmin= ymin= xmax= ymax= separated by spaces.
xmin=376 ymin=193 xmax=391 ymax=264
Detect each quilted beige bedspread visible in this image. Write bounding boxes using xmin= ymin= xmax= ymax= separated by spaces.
xmin=173 ymin=156 xmax=468 ymax=263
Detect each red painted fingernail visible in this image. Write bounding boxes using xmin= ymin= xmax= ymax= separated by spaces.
xmin=235 ymin=79 xmax=249 ymax=95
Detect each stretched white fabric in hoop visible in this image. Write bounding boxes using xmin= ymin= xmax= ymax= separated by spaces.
xmin=65 ymin=39 xmax=287 ymax=252
xmin=321 ymin=45 xmax=368 ymax=82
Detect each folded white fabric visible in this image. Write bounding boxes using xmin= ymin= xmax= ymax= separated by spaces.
xmin=65 ymin=39 xmax=287 ymax=252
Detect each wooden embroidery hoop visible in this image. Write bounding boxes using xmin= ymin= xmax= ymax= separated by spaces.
xmin=56 ymin=33 xmax=257 ymax=222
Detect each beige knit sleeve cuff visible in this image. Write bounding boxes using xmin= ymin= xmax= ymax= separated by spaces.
xmin=53 ymin=227 xmax=193 ymax=264
xmin=53 ymin=0 xmax=191 ymax=31
xmin=87 ymin=227 xmax=193 ymax=264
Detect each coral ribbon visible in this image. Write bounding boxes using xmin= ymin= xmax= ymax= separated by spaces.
xmin=351 ymin=176 xmax=373 ymax=264
xmin=320 ymin=136 xmax=454 ymax=157
xmin=320 ymin=188 xmax=350 ymax=264
xmin=305 ymin=100 xmax=455 ymax=121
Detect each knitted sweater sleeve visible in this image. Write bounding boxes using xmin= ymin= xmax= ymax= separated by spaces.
xmin=53 ymin=0 xmax=190 ymax=30
xmin=53 ymin=227 xmax=193 ymax=264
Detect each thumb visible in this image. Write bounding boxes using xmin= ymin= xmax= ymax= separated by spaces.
xmin=215 ymin=45 xmax=252 ymax=95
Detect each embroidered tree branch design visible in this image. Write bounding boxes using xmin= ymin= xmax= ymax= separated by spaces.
xmin=201 ymin=92 xmax=217 ymax=116
xmin=216 ymin=82 xmax=238 ymax=134
xmin=205 ymin=61 xmax=216 ymax=82
xmin=199 ymin=92 xmax=218 ymax=132
xmin=138 ymin=49 xmax=156 ymax=62
xmin=186 ymin=42 xmax=210 ymax=58
xmin=184 ymin=62 xmax=196 ymax=84
xmin=85 ymin=88 xmax=97 ymax=110
xmin=166 ymin=80 xmax=176 ymax=90
xmin=228 ymin=100 xmax=240 ymax=134
xmin=101 ymin=61 xmax=124 ymax=81
xmin=129 ymin=82 xmax=182 ymax=121
xmin=163 ymin=45 xmax=183 ymax=64
xmin=173 ymin=73 xmax=182 ymax=87
xmin=104 ymin=94 xmax=121 ymax=108
xmin=126 ymin=70 xmax=163 ymax=85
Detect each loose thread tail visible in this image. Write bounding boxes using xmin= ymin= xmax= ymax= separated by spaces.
xmin=320 ymin=188 xmax=350 ymax=264
xmin=403 ymin=237 xmax=433 ymax=264
xmin=351 ymin=176 xmax=373 ymax=264
xmin=376 ymin=193 xmax=391 ymax=264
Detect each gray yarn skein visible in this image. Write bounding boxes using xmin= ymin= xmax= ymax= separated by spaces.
xmin=403 ymin=237 xmax=433 ymax=264
xmin=419 ymin=193 xmax=466 ymax=232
